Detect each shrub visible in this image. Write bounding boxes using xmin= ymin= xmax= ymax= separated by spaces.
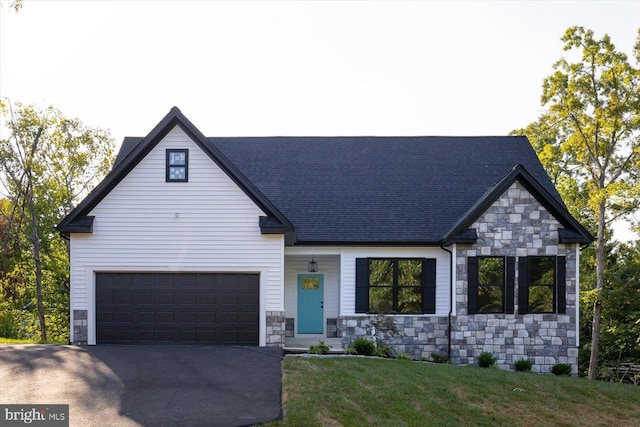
xmin=376 ymin=345 xmax=394 ymax=358
xmin=551 ymin=363 xmax=573 ymax=376
xmin=478 ymin=352 xmax=497 ymax=368
xmin=0 ymin=312 xmax=18 ymax=339
xmin=396 ymin=352 xmax=412 ymax=361
xmin=309 ymin=341 xmax=331 ymax=355
xmin=352 ymin=337 xmax=376 ymax=356
xmin=514 ymin=359 xmax=533 ymax=372
xmin=431 ymin=352 xmax=449 ymax=364
xmin=344 ymin=347 xmax=357 ymax=355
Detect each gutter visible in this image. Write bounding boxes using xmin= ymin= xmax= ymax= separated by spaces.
xmin=440 ymin=244 xmax=454 ymax=362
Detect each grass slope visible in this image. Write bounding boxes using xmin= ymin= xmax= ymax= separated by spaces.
xmin=273 ymin=357 xmax=640 ymax=427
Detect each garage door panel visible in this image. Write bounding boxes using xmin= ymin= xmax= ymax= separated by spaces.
xmin=179 ymin=293 xmax=197 ymax=304
xmin=96 ymin=273 xmax=259 ymax=345
xmin=198 ymin=293 xmax=216 ymax=304
xmin=198 ymin=311 xmax=216 ymax=323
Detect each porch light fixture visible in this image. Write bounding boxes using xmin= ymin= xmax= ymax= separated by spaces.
xmin=308 ymin=256 xmax=318 ymax=272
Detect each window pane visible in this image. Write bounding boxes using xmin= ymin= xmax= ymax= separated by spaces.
xmin=477 ymin=285 xmax=503 ymax=313
xmin=169 ymin=166 xmax=186 ymax=180
xmin=529 ymin=285 xmax=554 ymax=312
xmin=529 ymin=257 xmax=554 ymax=285
xmin=398 ymin=260 xmax=422 ymax=286
xmin=169 ymin=152 xmax=186 ymax=165
xmin=369 ymin=260 xmax=394 ymax=287
xmin=398 ymin=287 xmax=422 ymax=313
xmin=478 ymin=258 xmax=504 ymax=285
xmin=369 ymin=287 xmax=393 ymax=313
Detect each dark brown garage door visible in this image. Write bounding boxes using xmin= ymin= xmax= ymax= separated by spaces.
xmin=96 ymin=273 xmax=259 ymax=345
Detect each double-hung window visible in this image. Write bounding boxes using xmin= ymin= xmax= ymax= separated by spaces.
xmin=355 ymin=258 xmax=437 ymax=314
xmin=166 ymin=149 xmax=188 ymax=182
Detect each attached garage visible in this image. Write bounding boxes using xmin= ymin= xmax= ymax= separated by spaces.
xmin=96 ymin=273 xmax=259 ymax=345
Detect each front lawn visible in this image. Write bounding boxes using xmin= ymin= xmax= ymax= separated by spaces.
xmin=272 ymin=356 xmax=640 ymax=426
xmin=0 ymin=337 xmax=66 ymax=344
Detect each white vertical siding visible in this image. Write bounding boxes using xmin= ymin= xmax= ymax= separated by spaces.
xmin=69 ymin=126 xmax=284 ymax=345
xmin=284 ymin=255 xmax=340 ymax=333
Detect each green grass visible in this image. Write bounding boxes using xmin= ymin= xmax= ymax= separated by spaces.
xmin=271 ymin=357 xmax=640 ymax=427
xmin=0 ymin=337 xmax=66 ymax=344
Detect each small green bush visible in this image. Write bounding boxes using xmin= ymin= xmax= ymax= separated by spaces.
xmin=478 ymin=352 xmax=497 ymax=368
xmin=431 ymin=352 xmax=449 ymax=364
xmin=309 ymin=341 xmax=331 ymax=355
xmin=396 ymin=352 xmax=412 ymax=361
xmin=514 ymin=359 xmax=533 ymax=372
xmin=376 ymin=345 xmax=394 ymax=358
xmin=551 ymin=363 xmax=573 ymax=376
xmin=344 ymin=347 xmax=357 ymax=355
xmin=352 ymin=337 xmax=376 ymax=356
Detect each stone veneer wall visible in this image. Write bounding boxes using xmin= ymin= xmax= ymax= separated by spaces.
xmin=336 ymin=182 xmax=579 ymax=373
xmin=338 ymin=316 xmax=449 ymax=359
xmin=265 ymin=311 xmax=286 ymax=347
xmin=452 ymin=181 xmax=578 ymax=373
xmin=72 ymin=309 xmax=88 ymax=345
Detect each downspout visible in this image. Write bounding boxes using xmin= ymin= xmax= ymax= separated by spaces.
xmin=440 ymin=244 xmax=453 ymax=361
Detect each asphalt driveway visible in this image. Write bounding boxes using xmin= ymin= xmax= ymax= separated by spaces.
xmin=0 ymin=344 xmax=283 ymax=427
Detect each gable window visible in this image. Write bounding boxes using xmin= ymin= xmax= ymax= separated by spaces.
xmin=468 ymin=256 xmax=515 ymax=314
xmin=166 ymin=149 xmax=188 ymax=182
xmin=518 ymin=256 xmax=566 ymax=314
xmin=355 ymin=258 xmax=436 ymax=314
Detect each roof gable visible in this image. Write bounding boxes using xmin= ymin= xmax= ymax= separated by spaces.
xmin=443 ymin=164 xmax=593 ymax=245
xmin=57 ymin=107 xmax=294 ymax=238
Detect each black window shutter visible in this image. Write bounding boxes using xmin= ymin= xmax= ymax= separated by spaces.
xmin=355 ymin=258 xmax=369 ymax=313
xmin=505 ymin=256 xmax=515 ymax=314
xmin=467 ymin=257 xmax=478 ymax=315
xmin=557 ymin=256 xmax=567 ymax=314
xmin=518 ymin=257 xmax=529 ymax=314
xmin=422 ymin=259 xmax=437 ymax=314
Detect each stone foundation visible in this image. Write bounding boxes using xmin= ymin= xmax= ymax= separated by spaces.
xmin=450 ymin=313 xmax=577 ymax=372
xmin=285 ymin=318 xmax=294 ymax=338
xmin=72 ymin=310 xmax=88 ymax=345
xmin=266 ymin=311 xmax=286 ymax=347
xmin=338 ymin=315 xmax=449 ymax=360
xmin=337 ymin=314 xmax=577 ymax=372
xmin=326 ymin=318 xmax=338 ymax=338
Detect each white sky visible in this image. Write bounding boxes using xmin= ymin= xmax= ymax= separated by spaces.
xmin=1 ymin=0 xmax=639 ymax=240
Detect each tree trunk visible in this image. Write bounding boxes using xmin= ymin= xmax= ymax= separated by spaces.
xmin=27 ymin=185 xmax=46 ymax=342
xmin=588 ymin=200 xmax=606 ymax=380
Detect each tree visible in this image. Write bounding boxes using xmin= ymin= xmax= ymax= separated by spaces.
xmin=514 ymin=27 xmax=640 ymax=379
xmin=0 ymin=100 xmax=114 ymax=341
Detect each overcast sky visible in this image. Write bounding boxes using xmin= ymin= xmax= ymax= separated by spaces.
xmin=0 ymin=0 xmax=639 ymax=239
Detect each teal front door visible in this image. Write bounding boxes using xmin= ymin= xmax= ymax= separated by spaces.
xmin=297 ymin=274 xmax=324 ymax=334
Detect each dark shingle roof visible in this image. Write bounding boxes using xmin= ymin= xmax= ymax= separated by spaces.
xmin=205 ymin=136 xmax=565 ymax=243
xmin=61 ymin=108 xmax=593 ymax=245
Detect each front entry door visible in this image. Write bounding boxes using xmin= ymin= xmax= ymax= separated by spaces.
xmin=297 ymin=274 xmax=324 ymax=334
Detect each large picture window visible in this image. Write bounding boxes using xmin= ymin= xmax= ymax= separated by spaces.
xmin=355 ymin=258 xmax=436 ymax=314
xmin=369 ymin=259 xmax=422 ymax=313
